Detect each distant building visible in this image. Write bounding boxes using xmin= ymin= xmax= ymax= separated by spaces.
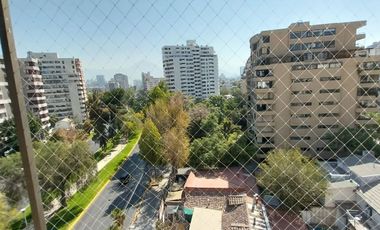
xmin=141 ymin=72 xmax=164 ymax=91
xmin=133 ymin=79 xmax=143 ymax=90
xmin=96 ymin=75 xmax=106 ymax=88
xmin=20 ymin=52 xmax=88 ymax=122
xmin=108 ymin=79 xmax=120 ymax=91
xmin=162 ymin=40 xmax=219 ymax=99
xmin=0 ymin=60 xmax=13 ymax=123
xmin=113 ymin=73 xmax=129 ymax=90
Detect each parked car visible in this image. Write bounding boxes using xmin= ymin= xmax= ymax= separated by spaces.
xmin=119 ymin=173 xmax=131 ymax=185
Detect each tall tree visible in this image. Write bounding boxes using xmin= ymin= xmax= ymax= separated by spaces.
xmin=145 ymin=94 xmax=190 ymax=168
xmin=258 ymin=149 xmax=327 ymax=211
xmin=139 ymin=119 xmax=165 ymax=166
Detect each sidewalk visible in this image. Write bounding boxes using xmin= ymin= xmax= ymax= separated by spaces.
xmin=96 ymin=144 xmax=127 ymax=171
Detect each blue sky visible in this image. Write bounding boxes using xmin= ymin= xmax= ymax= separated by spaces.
xmin=8 ymin=0 xmax=380 ymax=83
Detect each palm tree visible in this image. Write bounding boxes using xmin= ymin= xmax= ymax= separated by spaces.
xmin=109 ymin=208 xmax=126 ymax=230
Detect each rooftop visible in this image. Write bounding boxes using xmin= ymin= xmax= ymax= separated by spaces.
xmin=189 ymin=207 xmax=222 ymax=230
xmin=184 ymin=194 xmax=250 ymax=230
xmin=349 ymin=163 xmax=380 ymax=177
xmin=267 ymin=207 xmax=308 ymax=230
xmin=184 ymin=167 xmax=257 ymax=194
xmin=358 ymin=183 xmax=380 ymax=214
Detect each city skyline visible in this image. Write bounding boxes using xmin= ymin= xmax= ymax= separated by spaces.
xmin=8 ymin=0 xmax=380 ymax=82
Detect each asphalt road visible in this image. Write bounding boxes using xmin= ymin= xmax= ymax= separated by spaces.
xmin=74 ymin=145 xmax=150 ymax=230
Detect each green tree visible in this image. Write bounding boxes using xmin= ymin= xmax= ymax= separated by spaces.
xmin=0 ymin=153 xmax=25 ymax=205
xmin=139 ymin=119 xmax=165 ymax=166
xmin=258 ymin=149 xmax=327 ymax=211
xmin=0 ymin=193 xmax=18 ymax=230
xmin=0 ymin=119 xmax=18 ymax=154
xmin=324 ymin=126 xmax=380 ymax=157
xmin=35 ymin=140 xmax=96 ymax=207
xmin=145 ymin=94 xmax=190 ymax=168
xmin=147 ymin=81 xmax=170 ymax=104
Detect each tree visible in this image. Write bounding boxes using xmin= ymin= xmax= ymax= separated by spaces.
xmin=109 ymin=208 xmax=126 ymax=230
xmin=324 ymin=126 xmax=380 ymax=157
xmin=145 ymin=94 xmax=190 ymax=169
xmin=147 ymin=81 xmax=170 ymax=104
xmin=139 ymin=119 xmax=165 ymax=166
xmin=0 ymin=193 xmax=18 ymax=230
xmin=189 ymin=134 xmax=227 ymax=169
xmin=257 ymin=149 xmax=327 ymax=211
xmin=35 ymin=140 xmax=96 ymax=207
xmin=0 ymin=153 xmax=25 ymax=205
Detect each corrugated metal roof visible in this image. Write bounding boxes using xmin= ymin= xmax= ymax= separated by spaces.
xmin=358 ymin=183 xmax=380 ymax=214
xmin=349 ymin=163 xmax=380 ymax=177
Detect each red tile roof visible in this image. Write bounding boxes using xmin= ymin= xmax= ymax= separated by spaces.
xmin=184 ymin=167 xmax=257 ymax=194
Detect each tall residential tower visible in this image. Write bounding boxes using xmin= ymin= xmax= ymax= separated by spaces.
xmin=162 ymin=40 xmax=219 ymax=99
xmin=20 ymin=52 xmax=88 ymax=122
xmin=246 ymin=21 xmax=380 ymax=158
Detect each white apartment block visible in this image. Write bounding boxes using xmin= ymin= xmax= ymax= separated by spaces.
xmin=18 ymin=57 xmax=50 ymax=129
xmin=20 ymin=52 xmax=88 ymax=122
xmin=114 ymin=73 xmax=129 ymax=90
xmin=141 ymin=72 xmax=164 ymax=91
xmin=162 ymin=40 xmax=219 ymax=99
xmin=0 ymin=60 xmax=13 ymax=123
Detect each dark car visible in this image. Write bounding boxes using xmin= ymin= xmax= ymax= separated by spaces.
xmin=119 ymin=173 xmax=131 ymax=185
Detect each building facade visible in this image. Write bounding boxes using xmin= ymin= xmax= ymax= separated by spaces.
xmin=113 ymin=73 xmax=129 ymax=90
xmin=20 ymin=52 xmax=88 ymax=122
xmin=162 ymin=40 xmax=219 ymax=99
xmin=0 ymin=60 xmax=13 ymax=123
xmin=141 ymin=72 xmax=164 ymax=91
xmin=246 ymin=21 xmax=380 ymax=158
xmin=18 ymin=57 xmax=50 ymax=129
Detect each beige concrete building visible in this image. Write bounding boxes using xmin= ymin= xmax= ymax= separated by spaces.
xmin=246 ymin=21 xmax=380 ymax=158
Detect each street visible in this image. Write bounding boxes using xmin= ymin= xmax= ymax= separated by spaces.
xmin=74 ymin=145 xmax=150 ymax=230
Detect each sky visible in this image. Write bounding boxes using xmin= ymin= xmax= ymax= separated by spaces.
xmin=8 ymin=0 xmax=380 ymax=84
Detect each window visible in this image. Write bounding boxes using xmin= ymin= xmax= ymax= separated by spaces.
xmin=256 ymin=104 xmax=272 ymax=111
xmin=289 ymin=28 xmax=336 ymax=39
xmin=291 ymin=113 xmax=311 ymax=118
xmin=320 ymin=89 xmax=340 ymax=94
xmin=360 ymin=75 xmax=379 ymax=83
xmin=262 ymin=35 xmax=270 ymax=43
xmin=320 ymin=76 xmax=341 ymax=81
xmin=256 ymin=69 xmax=272 ymax=77
xmin=256 ymin=81 xmax=273 ymax=89
xmin=357 ymin=88 xmax=379 ymax=97
xmin=292 ymin=90 xmax=312 ymax=95
xmin=318 ymin=113 xmax=339 ymax=117
xmin=319 ymin=101 xmax=339 ymax=106
xmin=291 ymin=78 xmax=312 ymax=83
xmin=290 ymin=102 xmax=312 ymax=106
xmin=290 ymin=125 xmax=311 ymax=129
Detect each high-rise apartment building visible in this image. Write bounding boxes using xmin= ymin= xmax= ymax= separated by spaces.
xmin=108 ymin=79 xmax=120 ymax=91
xmin=18 ymin=57 xmax=50 ymax=129
xmin=162 ymin=40 xmax=219 ymax=99
xmin=113 ymin=73 xmax=129 ymax=90
xmin=20 ymin=52 xmax=88 ymax=122
xmin=141 ymin=72 xmax=164 ymax=91
xmin=96 ymin=75 xmax=106 ymax=88
xmin=0 ymin=60 xmax=13 ymax=123
xmin=246 ymin=21 xmax=380 ymax=158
